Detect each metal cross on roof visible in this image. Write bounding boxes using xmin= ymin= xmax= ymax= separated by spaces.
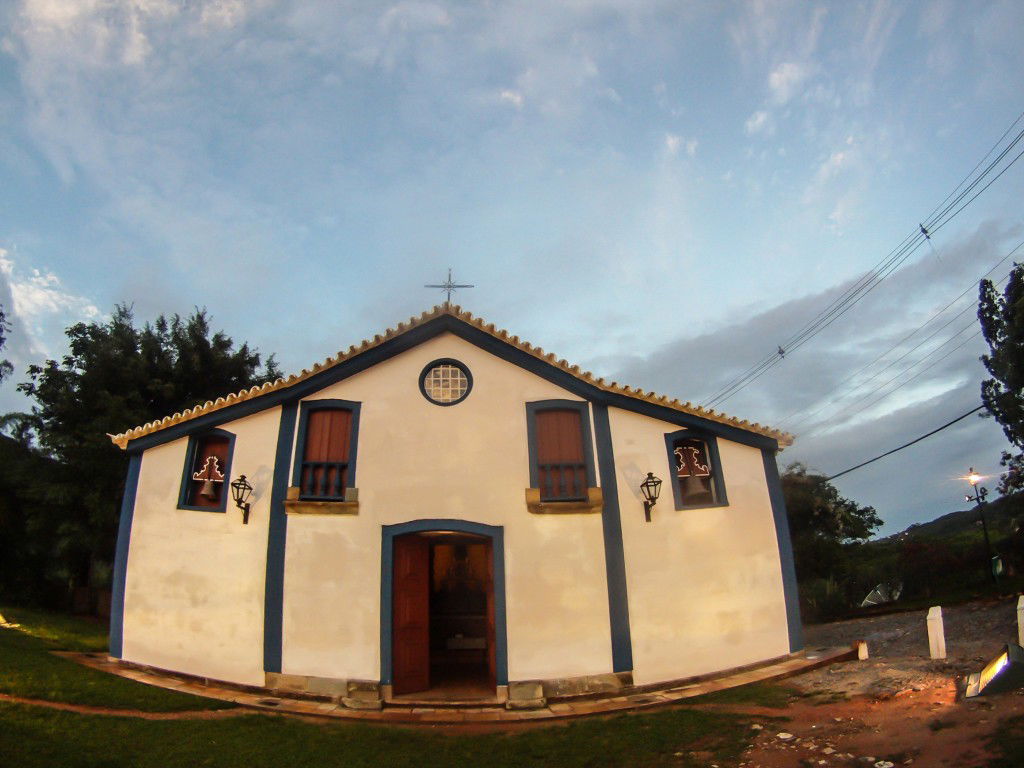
xmin=425 ymin=268 xmax=474 ymax=304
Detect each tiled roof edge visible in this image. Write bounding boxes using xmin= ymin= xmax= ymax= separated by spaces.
xmin=108 ymin=304 xmax=794 ymax=449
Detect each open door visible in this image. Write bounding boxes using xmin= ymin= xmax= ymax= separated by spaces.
xmin=486 ymin=541 xmax=496 ymax=687
xmin=392 ymin=534 xmax=430 ymax=695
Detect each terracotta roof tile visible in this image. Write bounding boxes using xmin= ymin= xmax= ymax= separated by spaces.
xmin=108 ymin=304 xmax=793 ymax=449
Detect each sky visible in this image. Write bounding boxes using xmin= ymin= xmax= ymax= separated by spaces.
xmin=1 ymin=0 xmax=1023 ymax=536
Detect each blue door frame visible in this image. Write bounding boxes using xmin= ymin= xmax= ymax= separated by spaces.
xmin=380 ymin=519 xmax=508 ymax=686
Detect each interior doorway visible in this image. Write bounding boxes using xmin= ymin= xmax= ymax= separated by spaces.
xmin=391 ymin=531 xmax=496 ymax=700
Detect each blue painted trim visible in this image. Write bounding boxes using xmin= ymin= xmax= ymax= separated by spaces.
xmin=524 ymin=400 xmax=597 ymax=489
xmin=380 ymin=519 xmax=508 ymax=686
xmin=125 ymin=315 xmax=779 ymax=454
xmin=591 ymin=404 xmax=633 ymax=673
xmin=263 ymin=401 xmax=299 ymax=673
xmin=176 ymin=428 xmax=236 ymax=512
xmin=762 ymin=448 xmax=803 ymax=652
xmin=662 ymin=429 xmax=728 ymax=510
xmin=290 ymin=399 xmax=362 ymax=492
xmin=418 ymin=357 xmax=473 ymax=406
xmin=109 ymin=451 xmax=142 ymax=659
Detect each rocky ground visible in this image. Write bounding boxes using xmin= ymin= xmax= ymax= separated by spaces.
xmin=721 ymin=596 xmax=1024 ymax=767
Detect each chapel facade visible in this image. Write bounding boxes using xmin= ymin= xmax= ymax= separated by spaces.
xmin=108 ymin=305 xmax=800 ymax=708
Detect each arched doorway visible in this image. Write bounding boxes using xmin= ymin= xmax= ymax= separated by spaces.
xmin=381 ymin=520 xmax=507 ymax=700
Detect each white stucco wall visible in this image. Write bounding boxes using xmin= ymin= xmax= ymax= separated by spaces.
xmin=120 ymin=407 xmax=281 ymax=686
xmin=119 ymin=328 xmax=793 ymax=689
xmin=281 ymin=332 xmax=613 ymax=682
xmin=608 ymin=407 xmax=791 ymax=686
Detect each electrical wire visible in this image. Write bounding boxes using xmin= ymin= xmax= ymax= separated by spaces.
xmin=776 ymin=239 xmax=1024 ymax=430
xmin=701 ymin=111 xmax=1024 ymax=408
xmin=826 ymin=405 xmax=985 ymax=481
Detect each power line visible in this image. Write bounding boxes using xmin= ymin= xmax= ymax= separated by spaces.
xmin=826 ymin=405 xmax=985 ymax=481
xmin=803 ymin=322 xmax=985 ymax=440
xmin=777 ymin=239 xmax=1024 ymax=430
xmin=701 ymin=110 xmax=1024 ymax=408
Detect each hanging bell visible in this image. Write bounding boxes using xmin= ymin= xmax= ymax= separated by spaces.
xmin=199 ymin=479 xmax=217 ymax=499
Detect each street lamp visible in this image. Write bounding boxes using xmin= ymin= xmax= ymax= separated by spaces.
xmin=964 ymin=467 xmax=998 ymax=585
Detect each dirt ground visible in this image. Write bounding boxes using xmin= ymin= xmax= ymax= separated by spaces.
xmin=722 ymin=596 xmax=1024 ymax=768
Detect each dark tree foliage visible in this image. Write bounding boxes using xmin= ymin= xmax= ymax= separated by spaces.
xmin=781 ymin=462 xmax=882 ymax=580
xmin=0 ymin=306 xmax=12 ymax=383
xmin=979 ymin=263 xmax=1024 ymax=494
xmin=2 ymin=305 xmax=279 ymax=604
xmin=781 ymin=463 xmax=883 ymax=621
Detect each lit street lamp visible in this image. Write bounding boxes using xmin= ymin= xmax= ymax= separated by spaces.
xmin=964 ymin=467 xmax=998 ymax=585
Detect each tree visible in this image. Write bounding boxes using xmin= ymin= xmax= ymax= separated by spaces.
xmin=979 ymin=263 xmax=1024 ymax=494
xmin=781 ymin=462 xmax=882 ymax=580
xmin=0 ymin=305 xmax=12 ymax=383
xmin=3 ymin=305 xmax=280 ymax=603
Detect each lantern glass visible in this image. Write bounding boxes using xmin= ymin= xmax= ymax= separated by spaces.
xmin=230 ymin=475 xmax=253 ymax=507
xmin=640 ymin=472 xmax=662 ymax=503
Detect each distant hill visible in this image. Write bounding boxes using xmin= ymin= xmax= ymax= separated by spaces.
xmin=873 ymin=491 xmax=1024 ymax=544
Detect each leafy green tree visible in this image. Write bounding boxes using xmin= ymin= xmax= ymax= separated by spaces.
xmin=781 ymin=463 xmax=883 ymax=620
xmin=781 ymin=462 xmax=882 ymax=579
xmin=979 ymin=263 xmax=1024 ymax=493
xmin=4 ymin=305 xmax=280 ymax=601
xmin=0 ymin=306 xmax=12 ymax=383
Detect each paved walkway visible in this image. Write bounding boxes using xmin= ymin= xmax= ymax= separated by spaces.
xmin=63 ymin=647 xmax=856 ymax=725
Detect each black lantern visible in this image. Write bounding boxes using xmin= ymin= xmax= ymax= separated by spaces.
xmin=640 ymin=472 xmax=662 ymax=522
xmin=230 ymin=475 xmax=254 ymax=524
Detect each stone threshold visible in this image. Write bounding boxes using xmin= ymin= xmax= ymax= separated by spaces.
xmin=61 ymin=645 xmax=859 ymax=726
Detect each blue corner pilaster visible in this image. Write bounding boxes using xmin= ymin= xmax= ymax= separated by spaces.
xmin=762 ymin=448 xmax=803 ymax=652
xmin=109 ymin=451 xmax=143 ymax=659
xmin=263 ymin=400 xmax=299 ymax=673
xmin=591 ymin=403 xmax=634 ymax=673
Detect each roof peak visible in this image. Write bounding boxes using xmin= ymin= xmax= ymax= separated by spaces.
xmin=108 ymin=304 xmax=793 ymax=449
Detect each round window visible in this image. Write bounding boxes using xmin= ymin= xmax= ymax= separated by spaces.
xmin=419 ymin=359 xmax=473 ymax=406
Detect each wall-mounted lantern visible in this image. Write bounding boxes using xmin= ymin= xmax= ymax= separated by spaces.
xmin=640 ymin=472 xmax=662 ymax=522
xmin=230 ymin=475 xmax=254 ymax=524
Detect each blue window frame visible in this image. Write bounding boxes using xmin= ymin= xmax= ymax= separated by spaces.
xmin=664 ymin=429 xmax=727 ymax=509
xmin=525 ymin=400 xmax=597 ymax=502
xmin=177 ymin=428 xmax=236 ymax=512
xmin=291 ymin=399 xmax=361 ymax=500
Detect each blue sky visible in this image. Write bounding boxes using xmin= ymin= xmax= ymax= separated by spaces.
xmin=1 ymin=1 xmax=1023 ymax=534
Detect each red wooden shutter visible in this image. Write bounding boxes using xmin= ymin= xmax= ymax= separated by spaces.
xmin=301 ymin=409 xmax=352 ymax=498
xmin=188 ymin=435 xmax=230 ymax=508
xmin=535 ymin=409 xmax=586 ymax=501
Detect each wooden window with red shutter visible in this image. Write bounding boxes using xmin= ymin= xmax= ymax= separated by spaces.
xmin=299 ymin=408 xmax=352 ymax=500
xmin=534 ymin=409 xmax=588 ymax=502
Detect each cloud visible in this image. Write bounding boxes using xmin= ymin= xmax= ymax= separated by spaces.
xmin=768 ymin=60 xmax=814 ymax=104
xmin=744 ymin=109 xmax=770 ymax=135
xmin=499 ymin=89 xmax=524 ymax=109
xmin=664 ymin=133 xmax=696 ymax=157
xmin=0 ymin=248 xmax=100 ymax=358
xmin=608 ymin=222 xmax=1020 ymax=535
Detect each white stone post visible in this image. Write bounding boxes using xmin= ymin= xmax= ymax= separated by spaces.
xmin=1017 ymin=595 xmax=1024 ymax=647
xmin=927 ymin=606 xmax=946 ymax=659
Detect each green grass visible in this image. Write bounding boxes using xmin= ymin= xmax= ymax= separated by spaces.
xmin=0 ymin=606 xmax=109 ymax=652
xmin=0 ymin=607 xmax=230 ymax=712
xmin=0 ymin=606 xmax=757 ymax=767
xmin=0 ymin=701 xmax=751 ymax=768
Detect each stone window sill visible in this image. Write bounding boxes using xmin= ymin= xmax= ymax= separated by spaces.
xmin=284 ymin=486 xmax=359 ymax=515
xmin=525 ymin=486 xmax=603 ymax=514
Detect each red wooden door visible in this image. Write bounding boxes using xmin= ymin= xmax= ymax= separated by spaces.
xmin=392 ymin=535 xmax=431 ymax=695
xmin=485 ymin=541 xmax=496 ymax=687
